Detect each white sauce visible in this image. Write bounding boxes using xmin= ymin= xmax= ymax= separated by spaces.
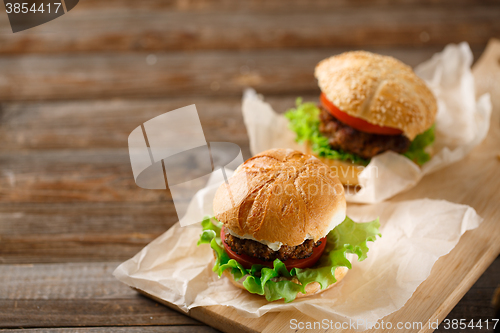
xmin=226 ymin=228 xmax=284 ymax=251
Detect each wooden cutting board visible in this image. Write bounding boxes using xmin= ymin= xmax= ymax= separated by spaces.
xmin=137 ymin=39 xmax=500 ymax=333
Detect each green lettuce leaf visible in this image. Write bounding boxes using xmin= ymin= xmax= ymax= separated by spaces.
xmin=284 ymin=98 xmax=370 ymax=166
xmin=198 ymin=216 xmax=381 ymax=303
xmin=197 ymin=216 xmax=223 ymax=245
xmin=285 ymin=98 xmax=435 ymax=166
xmin=403 ymin=124 xmax=435 ymax=166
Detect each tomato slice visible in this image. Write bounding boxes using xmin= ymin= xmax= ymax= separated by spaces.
xmin=220 ymin=227 xmax=327 ymax=270
xmin=320 ymin=93 xmax=403 ymax=135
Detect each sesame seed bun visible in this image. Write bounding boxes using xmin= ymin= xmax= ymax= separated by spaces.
xmin=315 ymin=51 xmax=437 ymax=140
xmin=222 ymin=264 xmax=348 ymax=299
xmin=213 ymin=148 xmax=346 ymax=246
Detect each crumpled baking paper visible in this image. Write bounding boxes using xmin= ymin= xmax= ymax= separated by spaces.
xmin=242 ymin=42 xmax=492 ymax=203
xmin=114 ymin=169 xmax=482 ymax=330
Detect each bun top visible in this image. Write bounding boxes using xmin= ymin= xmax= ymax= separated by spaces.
xmin=315 ymin=51 xmax=437 ymax=140
xmin=213 ymin=149 xmax=346 ymax=247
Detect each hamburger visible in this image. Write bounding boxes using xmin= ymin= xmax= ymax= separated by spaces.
xmin=197 ymin=148 xmax=380 ymax=302
xmin=285 ymin=51 xmax=438 ymax=185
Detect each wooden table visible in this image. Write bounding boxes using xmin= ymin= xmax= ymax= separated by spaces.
xmin=0 ymin=1 xmax=499 ymax=332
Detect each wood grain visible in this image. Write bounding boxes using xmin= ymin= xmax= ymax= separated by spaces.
xmin=0 ymin=94 xmax=302 ymax=263
xmin=0 ymin=5 xmax=497 ymax=54
xmin=0 ymin=328 xmax=219 ymax=333
xmin=0 ymin=299 xmax=203 ymax=328
xmin=0 ymin=150 xmax=168 ymax=202
xmin=0 ymin=202 xmax=178 ymax=263
xmin=435 ymin=257 xmax=500 ymax=333
xmin=0 ymin=95 xmax=306 ymax=152
xmin=0 ymin=262 xmax=206 ymax=329
xmin=0 ymin=47 xmax=483 ymax=101
xmin=0 ymin=97 xmax=258 ymax=151
xmin=0 ymin=148 xmax=248 ymax=206
xmin=0 ymin=259 xmax=496 ymax=331
xmin=76 ymin=0 xmax=500 ymax=11
xmin=1 ymin=262 xmax=134 ymax=299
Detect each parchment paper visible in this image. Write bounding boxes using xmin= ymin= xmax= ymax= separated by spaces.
xmin=242 ymin=42 xmax=492 ymax=203
xmin=114 ymin=170 xmax=482 ymax=330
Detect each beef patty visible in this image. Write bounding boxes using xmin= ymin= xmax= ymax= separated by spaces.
xmin=224 ymin=229 xmax=323 ymax=262
xmin=319 ymin=106 xmax=411 ymax=159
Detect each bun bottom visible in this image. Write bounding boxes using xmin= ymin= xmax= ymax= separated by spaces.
xmin=313 ymin=156 xmax=362 ymax=186
xmin=222 ymin=263 xmax=348 ymax=300
xmin=303 ymin=142 xmax=362 ymax=186
xmin=304 ymin=141 xmax=435 ymax=186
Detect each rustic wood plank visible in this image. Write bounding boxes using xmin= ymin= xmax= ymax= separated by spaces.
xmin=0 ymin=47 xmax=483 ymax=101
xmin=0 ymin=328 xmax=219 ymax=333
xmin=0 ymin=150 xmax=165 ymax=202
xmin=0 ymin=97 xmax=257 ymax=151
xmin=0 ymin=95 xmax=304 ymax=151
xmin=141 ymin=290 xmax=278 ymax=333
xmin=0 ymin=202 xmax=176 ymax=263
xmin=129 ymin=39 xmax=500 ymax=333
xmin=0 ymin=95 xmax=294 ymax=263
xmin=0 ymin=147 xmax=251 ymax=202
xmin=0 ymin=202 xmax=176 ymax=237
xmin=0 ymin=6 xmax=497 ymax=54
xmin=0 ymin=260 xmax=497 ymax=331
xmin=0 ymin=262 xmax=206 ymax=329
xmin=0 ymin=262 xmax=133 ymax=299
xmin=76 ymin=0 xmax=500 ymax=11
